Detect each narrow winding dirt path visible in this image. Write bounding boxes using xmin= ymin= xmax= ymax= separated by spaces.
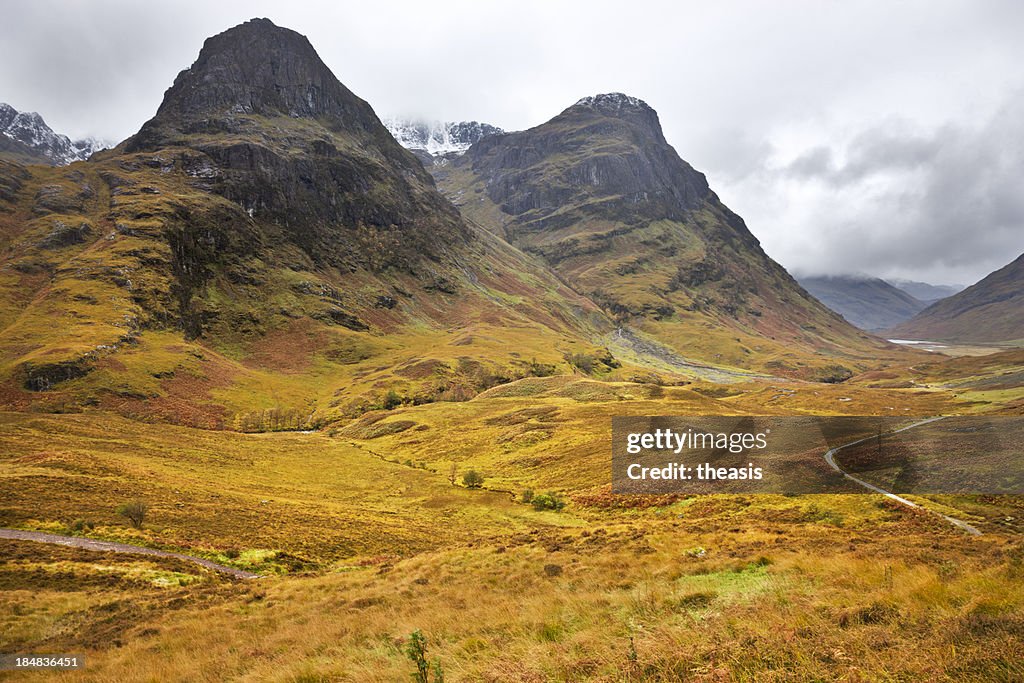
xmin=0 ymin=528 xmax=261 ymax=578
xmin=823 ymin=416 xmax=982 ymax=535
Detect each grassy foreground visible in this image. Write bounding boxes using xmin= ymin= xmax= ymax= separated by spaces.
xmin=1 ymin=367 xmax=1022 ymax=681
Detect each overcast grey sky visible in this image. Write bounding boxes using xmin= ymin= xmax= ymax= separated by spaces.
xmin=2 ymin=0 xmax=1022 ymax=285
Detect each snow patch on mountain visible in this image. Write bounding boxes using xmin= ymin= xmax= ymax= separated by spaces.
xmin=384 ymin=118 xmax=503 ymax=157
xmin=574 ymin=93 xmax=650 ymax=111
xmin=0 ymin=103 xmax=110 ymax=165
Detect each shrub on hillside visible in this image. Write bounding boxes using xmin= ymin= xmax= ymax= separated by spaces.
xmin=405 ymin=630 xmax=444 ymax=683
xmin=69 ymin=518 xmax=95 ymax=533
xmin=564 ymin=348 xmax=620 ymax=375
xmin=564 ymin=352 xmax=596 ymax=374
xmin=383 ymin=389 xmax=404 ymax=410
xmin=531 ymin=491 xmax=566 ymax=511
xmin=814 ymin=364 xmax=854 ymax=384
xmin=526 ymin=358 xmax=556 ymax=377
xmin=116 ymin=499 xmax=149 ymax=529
xmin=462 ymin=470 xmax=484 ymax=489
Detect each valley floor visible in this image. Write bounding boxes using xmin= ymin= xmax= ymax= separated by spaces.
xmin=1 ymin=363 xmax=1022 ymax=681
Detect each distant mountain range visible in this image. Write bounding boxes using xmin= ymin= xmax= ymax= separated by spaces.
xmin=889 ymin=253 xmax=1024 ymax=343
xmin=797 ymin=275 xmax=927 ymax=332
xmin=888 ymin=278 xmax=964 ymax=304
xmin=0 ymin=103 xmax=108 ymax=165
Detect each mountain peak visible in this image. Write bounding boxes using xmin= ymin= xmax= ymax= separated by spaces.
xmin=122 ymin=19 xmax=471 ymax=277
xmin=573 ymin=92 xmax=652 ymax=112
xmin=140 ymin=17 xmax=373 ymax=129
xmin=559 ymin=92 xmax=665 ymax=144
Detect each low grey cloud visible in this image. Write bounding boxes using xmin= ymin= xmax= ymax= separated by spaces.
xmin=1 ymin=0 xmax=1022 ymax=285
xmin=784 ymin=124 xmax=945 ymax=184
xmin=784 ymin=147 xmax=835 ymax=180
xmin=764 ymin=91 xmax=1024 ymax=283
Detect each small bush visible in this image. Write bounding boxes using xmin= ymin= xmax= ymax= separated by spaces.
xmin=462 ymin=470 xmax=484 ymax=489
xmin=383 ymin=389 xmax=403 ymax=410
xmin=673 ymin=590 xmax=717 ymax=609
xmin=115 ymin=499 xmax=149 ymax=529
xmin=564 ymin=348 xmax=620 ymax=375
xmin=527 ymin=358 xmax=556 ymax=377
xmin=520 ymin=488 xmax=534 ymax=504
xmin=69 ymin=518 xmax=95 ymax=533
xmin=564 ymin=352 xmax=596 ymax=374
xmin=531 ymin=491 xmax=566 ymax=511
xmin=814 ymin=364 xmax=854 ymax=384
xmin=804 ymin=504 xmax=845 ymax=527
xmin=405 ymin=630 xmax=444 ymax=683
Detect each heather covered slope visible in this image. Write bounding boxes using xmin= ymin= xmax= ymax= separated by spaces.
xmin=797 ymin=274 xmax=926 ymax=331
xmin=889 ymin=253 xmax=1024 ymax=343
xmin=434 ymin=94 xmax=901 ymax=379
xmin=0 ymin=19 xmax=617 ymax=425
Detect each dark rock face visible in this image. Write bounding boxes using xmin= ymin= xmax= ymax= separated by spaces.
xmin=0 ymin=160 xmax=30 ymax=201
xmin=21 ymin=359 xmax=93 ymax=391
xmin=125 ymin=18 xmax=471 ymax=272
xmin=37 ymin=220 xmax=93 ymax=250
xmin=448 ymin=121 xmax=504 ymax=147
xmin=463 ymin=93 xmax=714 ymax=234
xmin=132 ymin=19 xmax=381 ymax=132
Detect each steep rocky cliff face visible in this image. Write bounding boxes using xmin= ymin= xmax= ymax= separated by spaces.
xmin=889 ymin=254 xmax=1024 ymax=343
xmin=123 ymin=18 xmax=470 ymax=272
xmin=463 ymin=94 xmax=712 ymax=229
xmin=436 ymin=93 xmax=893 ymax=376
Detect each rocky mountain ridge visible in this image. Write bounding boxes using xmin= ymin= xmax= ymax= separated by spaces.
xmin=887 ymin=278 xmax=963 ymax=304
xmin=121 ymin=17 xmax=475 ymax=275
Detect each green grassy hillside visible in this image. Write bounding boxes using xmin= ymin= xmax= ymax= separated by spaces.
xmin=890 ymin=254 xmax=1024 ymax=343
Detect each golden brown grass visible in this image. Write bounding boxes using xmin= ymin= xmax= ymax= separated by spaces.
xmin=0 ymin=359 xmax=1020 ymax=680
xmin=3 ymin=512 xmax=1021 ymax=682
